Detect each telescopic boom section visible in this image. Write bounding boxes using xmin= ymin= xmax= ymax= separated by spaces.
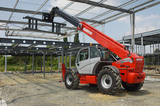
xmin=50 ymin=7 xmax=80 ymax=27
xmin=50 ymin=7 xmax=129 ymax=59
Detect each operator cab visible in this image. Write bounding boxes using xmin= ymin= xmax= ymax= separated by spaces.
xmin=76 ymin=46 xmax=119 ymax=74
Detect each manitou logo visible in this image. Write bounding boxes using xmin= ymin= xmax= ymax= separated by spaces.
xmin=83 ymin=28 xmax=92 ymax=35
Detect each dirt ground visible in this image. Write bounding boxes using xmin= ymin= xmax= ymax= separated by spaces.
xmin=0 ymin=70 xmax=160 ymax=106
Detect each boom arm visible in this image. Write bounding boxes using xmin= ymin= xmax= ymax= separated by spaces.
xmin=49 ymin=7 xmax=130 ymax=59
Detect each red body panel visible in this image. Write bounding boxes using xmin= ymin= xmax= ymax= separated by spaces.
xmin=61 ymin=63 xmax=66 ymax=81
xmin=126 ymin=72 xmax=145 ymax=84
xmin=78 ymin=74 xmax=97 ymax=84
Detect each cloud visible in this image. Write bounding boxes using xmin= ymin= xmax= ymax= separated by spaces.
xmin=104 ymin=0 xmax=121 ymax=6
xmin=124 ymin=25 xmax=157 ymax=36
xmin=50 ymin=0 xmax=71 ymax=8
xmin=118 ymin=16 xmax=129 ymax=23
xmin=135 ymin=14 xmax=160 ymax=34
xmin=135 ymin=14 xmax=160 ymax=22
xmin=120 ymin=14 xmax=160 ymax=35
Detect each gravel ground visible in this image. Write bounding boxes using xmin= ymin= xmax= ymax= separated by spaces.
xmin=0 ymin=71 xmax=160 ymax=106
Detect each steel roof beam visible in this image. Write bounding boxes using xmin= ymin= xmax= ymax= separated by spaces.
xmin=69 ymin=0 xmax=132 ymax=13
xmin=0 ymin=7 xmax=43 ymax=15
xmin=102 ymin=0 xmax=158 ymax=23
xmin=62 ymin=1 xmax=74 ymax=10
xmin=92 ymin=1 xmax=159 ymax=28
xmin=0 ymin=19 xmax=76 ymax=30
xmin=91 ymin=0 xmax=138 ymax=20
xmin=0 ymin=7 xmax=102 ymax=24
xmin=0 ymin=38 xmax=100 ymax=47
xmin=0 ymin=50 xmax=59 ymax=56
xmin=0 ymin=46 xmax=61 ymax=51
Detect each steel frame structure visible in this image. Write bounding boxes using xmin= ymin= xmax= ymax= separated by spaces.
xmin=0 ymin=0 xmax=160 ymax=40
xmin=0 ymin=0 xmax=160 ymax=76
xmin=119 ymin=29 xmax=160 ymax=68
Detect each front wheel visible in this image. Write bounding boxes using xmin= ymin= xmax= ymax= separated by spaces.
xmin=64 ymin=70 xmax=79 ymax=89
xmin=122 ymin=81 xmax=144 ymax=91
xmin=97 ymin=68 xmax=121 ymax=94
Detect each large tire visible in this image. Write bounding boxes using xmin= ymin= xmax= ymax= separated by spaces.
xmin=155 ymin=67 xmax=160 ymax=74
xmin=122 ymin=81 xmax=144 ymax=91
xmin=97 ymin=67 xmax=121 ymax=94
xmin=64 ymin=70 xmax=79 ymax=89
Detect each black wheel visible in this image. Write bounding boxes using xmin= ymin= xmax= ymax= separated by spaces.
xmin=155 ymin=67 xmax=160 ymax=74
xmin=64 ymin=70 xmax=79 ymax=89
xmin=122 ymin=81 xmax=144 ymax=91
xmin=97 ymin=67 xmax=121 ymax=94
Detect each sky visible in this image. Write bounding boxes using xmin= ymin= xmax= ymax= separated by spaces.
xmin=0 ymin=0 xmax=160 ymax=45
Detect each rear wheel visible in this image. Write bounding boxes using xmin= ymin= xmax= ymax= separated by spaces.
xmin=65 ymin=70 xmax=79 ymax=89
xmin=97 ymin=67 xmax=121 ymax=94
xmin=122 ymin=81 xmax=144 ymax=91
xmin=155 ymin=67 xmax=160 ymax=74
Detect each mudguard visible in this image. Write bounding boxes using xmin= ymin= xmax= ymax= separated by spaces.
xmin=102 ymin=65 xmax=120 ymax=74
xmin=92 ymin=61 xmax=113 ymax=75
xmin=67 ymin=67 xmax=78 ymax=74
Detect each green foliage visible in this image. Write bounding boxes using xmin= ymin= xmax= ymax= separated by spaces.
xmin=63 ymin=37 xmax=68 ymax=42
xmin=74 ymin=31 xmax=80 ymax=43
xmin=47 ymin=45 xmax=52 ymax=48
xmin=154 ymin=49 xmax=160 ymax=53
xmin=0 ymin=52 xmax=77 ymax=72
xmin=0 ymin=56 xmax=5 ymax=65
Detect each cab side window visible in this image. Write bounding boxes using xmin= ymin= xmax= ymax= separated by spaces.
xmin=90 ymin=47 xmax=99 ymax=58
xmin=79 ymin=48 xmax=89 ymax=61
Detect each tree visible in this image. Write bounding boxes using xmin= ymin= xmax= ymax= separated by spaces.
xmin=63 ymin=37 xmax=68 ymax=42
xmin=63 ymin=32 xmax=68 ymax=43
xmin=74 ymin=31 xmax=80 ymax=43
xmin=154 ymin=48 xmax=160 ymax=53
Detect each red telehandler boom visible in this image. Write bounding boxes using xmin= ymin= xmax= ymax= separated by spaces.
xmin=45 ymin=7 xmax=145 ymax=94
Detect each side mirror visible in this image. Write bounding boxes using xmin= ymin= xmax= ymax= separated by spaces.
xmin=77 ymin=63 xmax=79 ymax=66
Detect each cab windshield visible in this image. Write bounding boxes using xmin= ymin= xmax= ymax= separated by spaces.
xmin=99 ymin=48 xmax=120 ymax=61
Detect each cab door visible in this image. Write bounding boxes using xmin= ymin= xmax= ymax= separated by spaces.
xmin=89 ymin=47 xmax=101 ymax=73
xmin=76 ymin=48 xmax=90 ymax=74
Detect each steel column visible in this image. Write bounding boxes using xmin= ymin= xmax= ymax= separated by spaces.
xmin=136 ymin=45 xmax=138 ymax=54
xmin=65 ymin=52 xmax=67 ymax=68
xmin=144 ymin=45 xmax=146 ymax=54
xmin=32 ymin=54 xmax=34 ymax=75
xmin=102 ymin=24 xmax=105 ymax=33
xmin=69 ymin=54 xmax=71 ymax=68
xmin=58 ymin=56 xmax=60 ymax=72
xmin=51 ymin=54 xmax=53 ymax=74
xmin=43 ymin=54 xmax=45 ymax=78
xmin=61 ymin=47 xmax=64 ymax=63
xmin=41 ymin=56 xmax=43 ymax=72
xmin=61 ymin=47 xmax=64 ymax=81
xmin=123 ymin=37 xmax=125 ymax=45
xmin=141 ymin=35 xmax=144 ymax=56
xmin=150 ymin=45 xmax=151 ymax=54
xmin=158 ymin=43 xmax=160 ymax=65
xmin=35 ymin=55 xmax=36 ymax=72
xmin=153 ymin=40 xmax=155 ymax=66
xmin=5 ymin=55 xmax=7 ymax=72
xmin=130 ymin=12 xmax=135 ymax=53
xmin=25 ymin=56 xmax=27 ymax=73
